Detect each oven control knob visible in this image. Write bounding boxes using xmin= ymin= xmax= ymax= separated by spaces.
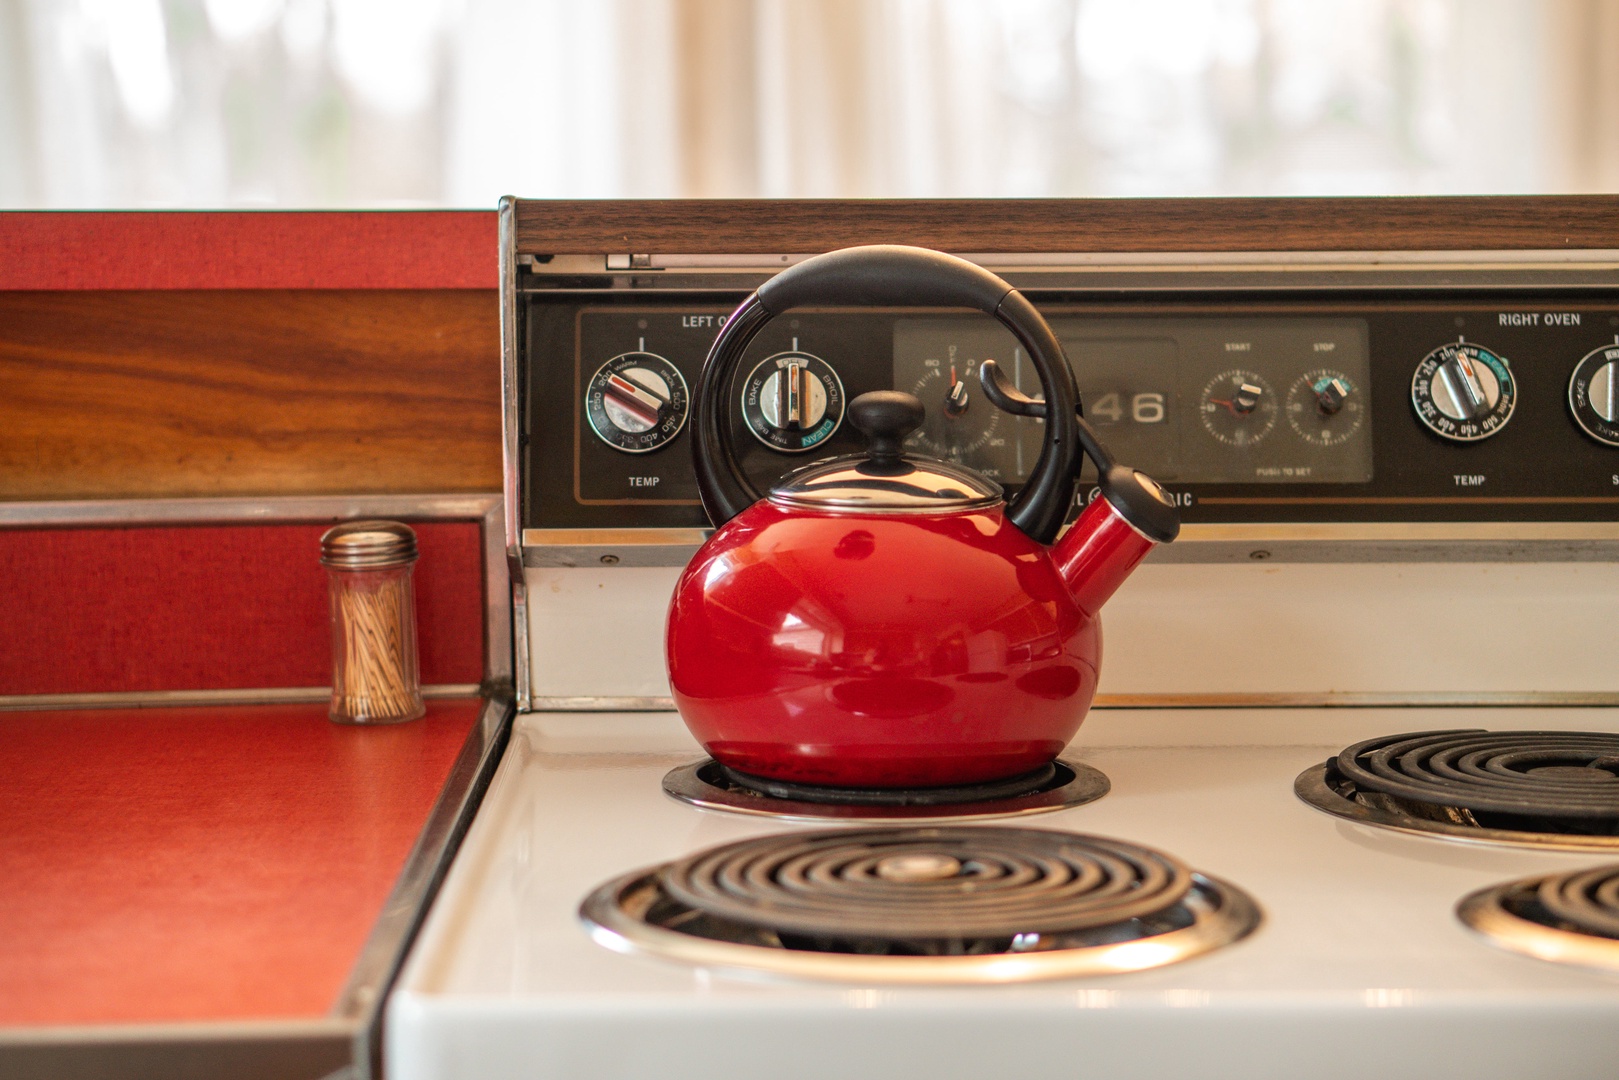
xmin=740 ymin=350 xmax=846 ymax=453
xmin=1286 ymin=369 xmax=1365 ymax=447
xmin=1569 ymin=344 xmax=1619 ymax=446
xmin=584 ymin=351 xmax=690 ymax=453
xmin=1411 ymin=341 xmax=1517 ymax=442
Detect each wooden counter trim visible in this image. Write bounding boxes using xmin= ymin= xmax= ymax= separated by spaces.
xmin=512 ymin=196 xmax=1619 ymax=255
xmin=0 ymin=211 xmax=497 ymax=291
xmin=0 ymin=289 xmax=501 ymax=500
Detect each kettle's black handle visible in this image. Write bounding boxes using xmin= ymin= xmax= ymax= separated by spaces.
xmin=980 ymin=359 xmax=1179 ymax=544
xmin=694 ymin=246 xmax=1082 ymax=542
xmin=980 ymin=358 xmax=1114 ymax=471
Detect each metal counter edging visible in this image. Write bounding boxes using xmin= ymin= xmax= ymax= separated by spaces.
xmin=499 ymin=198 xmax=531 ymax=713
xmin=347 ymin=695 xmax=515 ymax=1080
xmin=0 ymin=684 xmax=484 ymax=714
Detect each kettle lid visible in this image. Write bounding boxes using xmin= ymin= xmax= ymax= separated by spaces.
xmin=768 ymin=391 xmax=1003 ymax=513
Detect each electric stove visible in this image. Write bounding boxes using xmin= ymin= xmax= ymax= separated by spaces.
xmin=385 ymin=199 xmax=1619 ymax=1079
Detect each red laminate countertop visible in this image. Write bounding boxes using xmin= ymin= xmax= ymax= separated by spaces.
xmin=0 ymin=698 xmax=480 ymax=1028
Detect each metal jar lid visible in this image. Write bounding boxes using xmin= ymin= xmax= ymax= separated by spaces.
xmin=320 ymin=520 xmax=419 ymax=569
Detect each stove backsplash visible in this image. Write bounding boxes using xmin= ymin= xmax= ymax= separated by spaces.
xmin=522 ymin=561 xmax=1619 ymax=705
xmin=509 ymin=256 xmax=1619 ymax=710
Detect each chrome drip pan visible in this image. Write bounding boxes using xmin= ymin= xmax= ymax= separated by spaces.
xmin=580 ymin=825 xmax=1261 ymax=983
xmin=663 ymin=757 xmax=1109 ymax=822
xmin=1296 ymin=729 xmax=1619 ymax=852
xmin=1459 ymin=865 xmax=1619 ymax=973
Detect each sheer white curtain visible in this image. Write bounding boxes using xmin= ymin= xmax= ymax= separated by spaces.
xmin=1 ymin=0 xmax=1617 ymax=208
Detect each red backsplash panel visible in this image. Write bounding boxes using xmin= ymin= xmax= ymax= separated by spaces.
xmin=0 ymin=699 xmax=481 ymax=1025
xmin=0 ymin=521 xmax=484 ymax=695
xmin=0 ymin=211 xmax=496 ymax=291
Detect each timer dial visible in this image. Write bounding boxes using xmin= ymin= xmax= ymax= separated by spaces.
xmin=1199 ymin=369 xmax=1277 ymax=447
xmin=584 ymin=351 xmax=690 ymax=453
xmin=1569 ymin=343 xmax=1619 ymax=447
xmin=1286 ymin=369 xmax=1365 ymax=447
xmin=906 ymin=354 xmax=1003 ymax=463
xmin=740 ymin=351 xmax=846 ymax=453
xmin=1411 ymin=341 xmax=1516 ymax=442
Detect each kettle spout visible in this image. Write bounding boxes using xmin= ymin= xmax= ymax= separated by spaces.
xmin=1051 ymin=468 xmax=1180 ymax=618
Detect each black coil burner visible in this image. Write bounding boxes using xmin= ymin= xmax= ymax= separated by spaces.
xmin=1296 ymin=729 xmax=1619 ymax=850
xmin=1459 ymin=865 xmax=1619 ymax=973
xmin=580 ymin=826 xmax=1261 ymax=981
xmin=663 ymin=757 xmax=1109 ymax=821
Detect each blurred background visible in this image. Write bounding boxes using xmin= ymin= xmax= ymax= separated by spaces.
xmin=2 ymin=0 xmax=1617 ymax=208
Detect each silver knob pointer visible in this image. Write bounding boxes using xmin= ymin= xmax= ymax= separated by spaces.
xmin=1593 ymin=361 xmax=1619 ymax=423
xmin=604 ymin=371 xmax=669 ymax=428
xmin=1436 ymin=350 xmax=1491 ymax=420
xmin=781 ymin=361 xmax=804 ymax=429
xmin=944 ymin=365 xmax=970 ymax=417
xmin=1232 ymin=382 xmax=1264 ymax=415
xmin=1316 ymin=378 xmax=1349 ymax=415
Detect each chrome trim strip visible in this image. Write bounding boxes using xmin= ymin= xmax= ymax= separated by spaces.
xmin=1179 ymin=522 xmax=1619 ymax=542
xmin=523 ymin=527 xmax=711 ymax=546
xmin=588 ymin=249 xmax=1619 ymax=272
xmin=529 ymin=695 xmax=675 ymax=712
xmin=1296 ymin=764 xmax=1619 ymax=853
xmin=0 ymin=493 xmax=499 ymax=529
xmin=0 ymin=1019 xmax=354 ymax=1080
xmin=525 ymin=248 xmax=1619 ymax=295
xmin=526 ymin=691 xmax=1619 ymax=713
xmin=0 ymin=685 xmax=484 ymax=714
xmin=519 ymin=521 xmax=1619 ymax=568
xmin=477 ymin=499 xmax=512 ymax=688
xmin=500 ymin=197 xmax=531 ymax=710
xmin=510 ymin=577 xmax=531 ymax=712
xmin=340 ymin=695 xmax=515 ymax=1078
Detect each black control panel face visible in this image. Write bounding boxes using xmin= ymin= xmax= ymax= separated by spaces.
xmin=522 ymin=295 xmax=1619 ymax=530
xmin=894 ymin=316 xmax=1373 ymax=485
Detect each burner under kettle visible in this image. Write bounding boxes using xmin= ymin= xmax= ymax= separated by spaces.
xmin=663 ymin=757 xmax=1108 ymax=821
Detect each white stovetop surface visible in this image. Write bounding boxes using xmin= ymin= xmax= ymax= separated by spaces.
xmin=388 ymin=707 xmax=1619 ymax=1080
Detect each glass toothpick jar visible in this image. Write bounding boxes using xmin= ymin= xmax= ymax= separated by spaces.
xmin=321 ymin=520 xmax=426 ymax=725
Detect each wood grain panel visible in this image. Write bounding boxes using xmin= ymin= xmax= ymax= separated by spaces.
xmin=0 ymin=290 xmax=500 ymax=500
xmin=514 ymin=196 xmax=1619 ymax=254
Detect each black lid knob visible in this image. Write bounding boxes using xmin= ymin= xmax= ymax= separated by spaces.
xmin=849 ymin=391 xmax=924 ymax=470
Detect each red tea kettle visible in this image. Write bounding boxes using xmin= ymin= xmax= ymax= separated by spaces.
xmin=666 ymin=245 xmax=1178 ymax=789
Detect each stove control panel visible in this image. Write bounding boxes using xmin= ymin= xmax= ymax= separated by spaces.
xmin=519 ymin=293 xmax=1619 ymax=533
